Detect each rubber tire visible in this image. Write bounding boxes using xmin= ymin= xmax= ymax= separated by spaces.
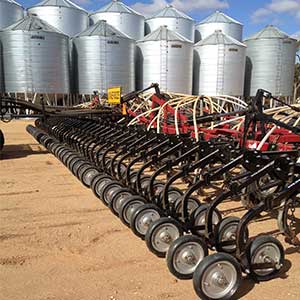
xmin=130 ymin=203 xmax=164 ymax=239
xmin=193 ymin=253 xmax=242 ymax=300
xmin=0 ymin=129 xmax=5 ymax=151
xmin=109 ymin=188 xmax=133 ymax=216
xmin=81 ymin=166 xmax=100 ymax=188
xmin=215 ymin=216 xmax=248 ymax=254
xmin=119 ymin=196 xmax=146 ymax=227
xmin=167 ymin=234 xmax=208 ymax=280
xmin=101 ymin=180 xmax=123 ymax=206
xmin=91 ymin=174 xmax=113 ymax=201
xmin=248 ymin=235 xmax=285 ymax=281
xmin=145 ymin=217 xmax=184 ymax=258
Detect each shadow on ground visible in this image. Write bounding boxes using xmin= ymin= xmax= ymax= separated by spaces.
xmin=0 ymin=144 xmax=48 ymax=160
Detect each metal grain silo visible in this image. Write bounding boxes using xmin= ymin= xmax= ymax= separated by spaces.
xmin=195 ymin=11 xmax=243 ymax=42
xmin=244 ymin=25 xmax=297 ymax=97
xmin=0 ymin=0 xmax=24 ymax=29
xmin=73 ymin=20 xmax=135 ymax=95
xmin=194 ymin=30 xmax=246 ymax=96
xmin=27 ymin=0 xmax=88 ymax=37
xmin=90 ymin=0 xmax=144 ymax=40
xmin=0 ymin=15 xmax=70 ymax=94
xmin=136 ymin=26 xmax=193 ymax=94
xmin=145 ymin=5 xmax=195 ymax=42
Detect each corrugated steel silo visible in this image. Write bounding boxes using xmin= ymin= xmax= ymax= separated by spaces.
xmin=244 ymin=25 xmax=297 ymax=97
xmin=90 ymin=0 xmax=144 ymax=40
xmin=194 ymin=30 xmax=246 ymax=96
xmin=146 ymin=5 xmax=195 ymax=42
xmin=27 ymin=0 xmax=89 ymax=37
xmin=195 ymin=11 xmax=243 ymax=42
xmin=0 ymin=0 xmax=24 ymax=29
xmin=73 ymin=20 xmax=135 ymax=95
xmin=0 ymin=15 xmax=70 ymax=94
xmin=136 ymin=26 xmax=193 ymax=94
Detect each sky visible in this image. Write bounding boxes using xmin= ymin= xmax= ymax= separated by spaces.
xmin=18 ymin=0 xmax=300 ymax=39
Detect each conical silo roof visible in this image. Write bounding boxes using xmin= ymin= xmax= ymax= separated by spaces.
xmin=2 ymin=14 xmax=66 ymax=34
xmin=93 ymin=0 xmax=142 ymax=16
xmin=75 ymin=20 xmax=130 ymax=38
xmin=199 ymin=11 xmax=242 ymax=25
xmin=29 ymin=0 xmax=87 ymax=12
xmin=245 ymin=25 xmax=295 ymax=41
xmin=147 ymin=4 xmax=193 ymax=20
xmin=139 ymin=25 xmax=192 ymax=43
xmin=196 ymin=30 xmax=246 ymax=46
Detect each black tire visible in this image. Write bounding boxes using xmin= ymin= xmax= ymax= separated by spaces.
xmin=54 ymin=145 xmax=65 ymax=157
xmin=119 ymin=196 xmax=146 ymax=227
xmin=191 ymin=204 xmax=222 ymax=237
xmin=101 ymin=180 xmax=123 ymax=206
xmin=215 ymin=217 xmax=249 ymax=254
xmin=130 ymin=203 xmax=164 ymax=239
xmin=173 ymin=196 xmax=200 ymax=220
xmin=109 ymin=188 xmax=133 ymax=216
xmin=65 ymin=154 xmax=79 ymax=169
xmin=77 ymin=163 xmax=92 ymax=180
xmin=248 ymin=235 xmax=284 ymax=281
xmin=193 ymin=253 xmax=242 ymax=300
xmin=69 ymin=157 xmax=85 ymax=174
xmin=81 ymin=166 xmax=100 ymax=188
xmin=145 ymin=217 xmax=184 ymax=258
xmin=167 ymin=235 xmax=208 ymax=280
xmin=0 ymin=129 xmax=4 ymax=151
xmin=91 ymin=174 xmax=113 ymax=201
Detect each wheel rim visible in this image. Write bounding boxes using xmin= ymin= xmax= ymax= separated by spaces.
xmin=251 ymin=242 xmax=281 ymax=276
xmin=201 ymin=260 xmax=238 ymax=299
xmin=124 ymin=200 xmax=144 ymax=223
xmin=173 ymin=241 xmax=205 ymax=275
xmin=135 ymin=209 xmax=160 ymax=235
xmin=151 ymin=223 xmax=181 ymax=253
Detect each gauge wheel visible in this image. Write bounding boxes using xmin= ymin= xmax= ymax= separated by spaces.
xmin=119 ymin=196 xmax=147 ymax=227
xmin=193 ymin=253 xmax=242 ymax=300
xmin=167 ymin=234 xmax=208 ymax=279
xmin=101 ymin=181 xmax=123 ymax=206
xmin=215 ymin=217 xmax=249 ymax=254
xmin=81 ymin=167 xmax=100 ymax=188
xmin=145 ymin=217 xmax=183 ymax=258
xmin=91 ymin=174 xmax=113 ymax=202
xmin=247 ymin=235 xmax=284 ymax=281
xmin=173 ymin=196 xmax=201 ymax=221
xmin=130 ymin=203 xmax=164 ymax=239
xmin=191 ymin=204 xmax=222 ymax=237
xmin=109 ymin=188 xmax=133 ymax=216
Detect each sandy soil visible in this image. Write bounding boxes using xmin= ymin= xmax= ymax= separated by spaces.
xmin=0 ymin=120 xmax=299 ymax=300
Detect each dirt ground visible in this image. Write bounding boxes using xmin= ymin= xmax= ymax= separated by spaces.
xmin=0 ymin=120 xmax=299 ymax=300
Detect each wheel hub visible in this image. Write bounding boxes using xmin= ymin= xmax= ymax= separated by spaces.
xmin=182 ymin=250 xmax=196 ymax=264
xmin=142 ymin=215 xmax=153 ymax=227
xmin=212 ymin=272 xmax=229 ymax=287
xmin=160 ymin=231 xmax=172 ymax=243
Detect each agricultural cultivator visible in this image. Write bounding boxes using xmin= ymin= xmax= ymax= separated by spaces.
xmin=2 ymin=85 xmax=300 ymax=300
